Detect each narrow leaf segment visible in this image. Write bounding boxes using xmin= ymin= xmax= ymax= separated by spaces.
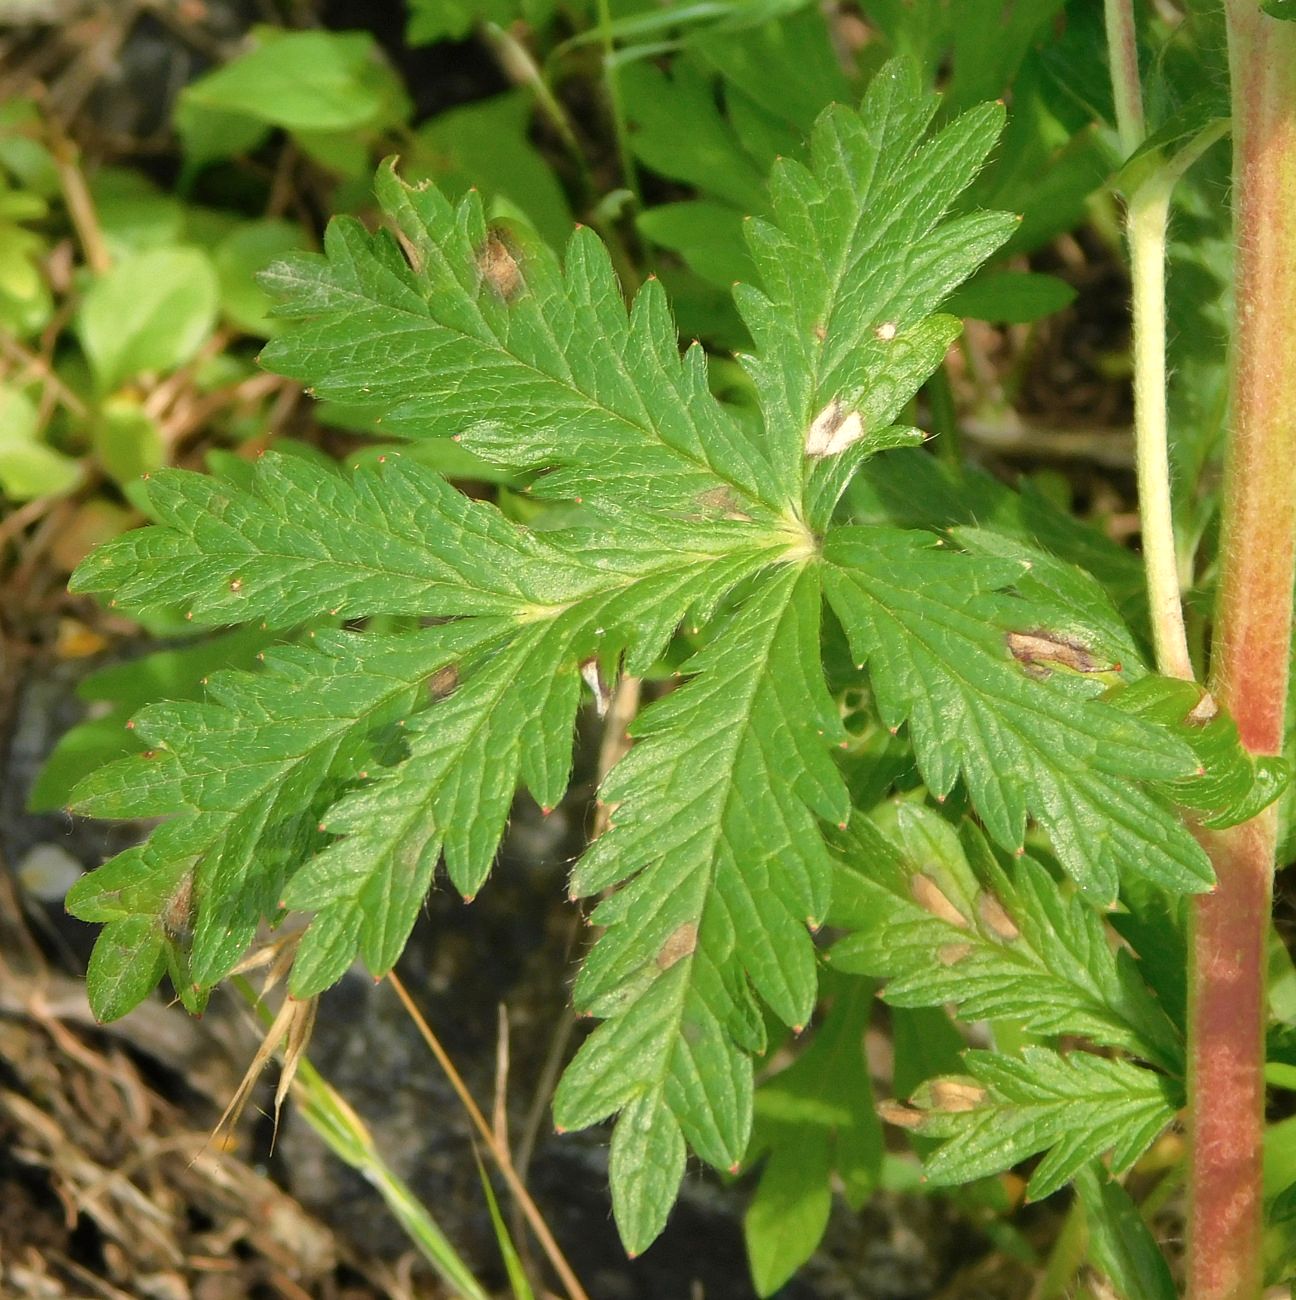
xmin=823 ymin=527 xmax=1212 ymax=900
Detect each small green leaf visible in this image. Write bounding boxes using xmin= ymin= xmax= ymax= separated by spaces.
xmin=944 ymin=270 xmax=1077 ymax=323
xmin=213 ymin=219 xmax=308 ymax=336
xmin=745 ymin=1130 xmax=831 ymax=1296
xmin=93 ymin=396 xmax=165 ymax=486
xmin=408 ymin=93 xmax=572 ymax=249
xmin=91 ymin=168 xmax=184 ymax=257
xmin=1116 ymin=89 xmax=1230 ymax=195
xmin=636 ymin=200 xmax=755 ymax=289
xmin=85 ymin=916 xmax=168 ymax=1022
xmin=176 ymin=27 xmax=409 ymax=167
xmin=744 ymin=981 xmax=880 ymax=1295
xmin=77 ymin=247 xmax=219 ymax=390
xmin=30 ymin=626 xmax=273 ymax=812
xmin=622 ymin=60 xmax=770 ymax=210
xmin=1110 ymin=677 xmax=1291 ymax=828
xmin=406 ymin=0 xmax=558 ymax=43
xmin=1075 ymin=1164 xmax=1176 ymax=1300
xmin=0 ymin=385 xmax=83 ymax=500
xmin=0 ymin=100 xmax=60 ymax=197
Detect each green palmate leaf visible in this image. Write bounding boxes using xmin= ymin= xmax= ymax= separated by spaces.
xmin=830 ymin=810 xmax=1183 ymax=1072
xmin=894 ymin=1046 xmax=1181 ymax=1201
xmin=61 ymin=57 xmax=1187 ymax=1260
xmin=554 ymin=564 xmax=849 ymax=1253
xmin=66 ymin=448 xmax=791 ymax=1004
xmin=822 ymin=527 xmax=1213 ymax=900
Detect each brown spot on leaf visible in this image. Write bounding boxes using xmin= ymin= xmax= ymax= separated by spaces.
xmin=928 ymin=1079 xmax=986 ymax=1112
xmin=977 ymin=893 xmax=1020 ymax=942
xmin=476 ymin=229 xmax=524 ymax=301
xmin=805 ymin=398 xmax=865 ymax=458
xmin=656 ymin=921 xmax=699 ymax=970
xmin=1006 ymin=630 xmax=1105 ymax=676
xmin=696 ymin=486 xmax=752 ymax=521
xmin=911 ymin=874 xmax=969 ymax=929
xmin=580 ymin=659 xmax=612 ymax=717
xmin=394 ymin=227 xmax=424 ymax=275
xmin=428 ymin=664 xmax=459 ymax=699
xmin=877 ymin=1101 xmax=926 ymax=1129
xmin=937 ymin=942 xmax=974 ymax=966
xmin=162 ymin=873 xmax=194 ymax=940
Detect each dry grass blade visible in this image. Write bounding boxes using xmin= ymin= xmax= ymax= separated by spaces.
xmin=388 ymin=971 xmax=591 ymax=1300
xmin=218 ymin=937 xmax=318 ymax=1149
xmin=494 ymin=1002 xmax=511 ymax=1152
xmin=215 ymin=992 xmax=318 ymax=1151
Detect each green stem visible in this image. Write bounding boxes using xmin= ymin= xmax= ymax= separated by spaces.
xmin=1127 ymin=177 xmax=1195 ymax=680
xmin=1104 ymin=0 xmax=1196 ymax=681
xmin=482 ymin=20 xmax=595 ymax=201
xmin=595 ymin=0 xmax=640 ymax=206
xmin=1190 ymin=7 xmax=1296 ymax=1300
xmin=1104 ymin=0 xmax=1145 ymax=155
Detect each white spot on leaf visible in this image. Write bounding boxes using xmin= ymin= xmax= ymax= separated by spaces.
xmin=806 ymin=398 xmax=866 ymax=458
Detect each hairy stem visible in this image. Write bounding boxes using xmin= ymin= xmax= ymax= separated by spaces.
xmin=1191 ymin=7 xmax=1296 ymax=1299
xmin=1104 ymin=0 xmax=1145 ymax=155
xmin=1128 ymin=178 xmax=1195 ymax=680
xmin=1105 ymin=0 xmax=1196 ymax=681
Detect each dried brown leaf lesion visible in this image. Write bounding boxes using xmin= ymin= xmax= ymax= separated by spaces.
xmin=1005 ymin=629 xmax=1114 ymax=678
xmin=475 ymin=229 xmax=525 ymax=302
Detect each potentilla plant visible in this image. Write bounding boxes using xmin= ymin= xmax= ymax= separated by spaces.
xmin=59 ymin=6 xmax=1296 ymax=1296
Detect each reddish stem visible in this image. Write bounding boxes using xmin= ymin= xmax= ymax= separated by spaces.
xmin=1190 ymin=7 xmax=1296 ymax=1299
